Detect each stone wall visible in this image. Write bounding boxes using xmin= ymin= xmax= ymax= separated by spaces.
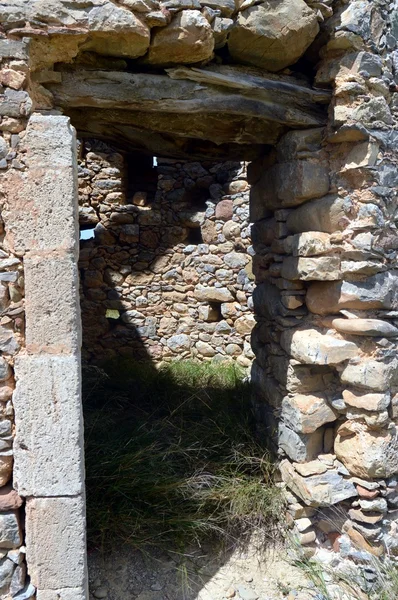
xmin=0 ymin=0 xmax=397 ymax=598
xmin=250 ymin=1 xmax=398 ymax=588
xmin=78 ymin=143 xmax=255 ymax=366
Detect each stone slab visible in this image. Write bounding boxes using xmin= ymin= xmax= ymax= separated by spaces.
xmin=4 ymin=114 xmax=79 ymax=256
xmin=26 ymin=496 xmax=87 ymax=591
xmin=13 ymin=355 xmax=85 ymax=497
xmin=37 ymin=589 xmax=87 ymax=600
xmin=24 ymin=254 xmax=81 ymax=354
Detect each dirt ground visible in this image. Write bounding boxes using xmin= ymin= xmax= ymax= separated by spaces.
xmin=88 ymin=538 xmax=319 ymax=600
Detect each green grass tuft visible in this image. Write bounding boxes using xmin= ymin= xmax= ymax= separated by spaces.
xmin=83 ymin=359 xmax=282 ymax=551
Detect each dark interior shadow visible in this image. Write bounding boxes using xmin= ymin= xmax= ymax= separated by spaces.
xmin=77 ymin=140 xmax=281 ymax=600
xmin=82 ymin=359 xmax=281 ymax=600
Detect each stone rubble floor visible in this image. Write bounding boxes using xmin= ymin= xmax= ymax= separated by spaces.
xmin=88 ymin=540 xmax=317 ymax=600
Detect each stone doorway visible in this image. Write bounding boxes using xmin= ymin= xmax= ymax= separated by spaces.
xmin=1 ymin=1 xmax=398 ymax=598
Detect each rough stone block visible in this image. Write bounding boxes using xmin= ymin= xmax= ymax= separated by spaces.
xmin=280 ymin=460 xmax=357 ymax=507
xmin=145 ymin=10 xmax=214 ymax=65
xmin=0 ymin=510 xmax=22 ymax=549
xmin=228 ymin=0 xmax=319 ymax=72
xmin=287 ymin=195 xmax=352 ymax=234
xmin=0 ymin=40 xmax=29 ymax=60
xmin=277 ymin=128 xmax=324 ymax=161
xmin=281 ymin=394 xmax=337 ymax=434
xmin=277 ymin=161 xmax=330 ymax=206
xmin=291 ymin=232 xmax=332 ymax=257
xmin=254 ymin=161 xmax=330 ymax=210
xmin=13 ymin=355 xmax=85 ymax=497
xmin=24 ymin=254 xmax=81 ymax=354
xmin=340 ymin=359 xmax=398 ymax=392
xmin=332 ymin=317 xmax=398 ymax=337
xmin=281 ymin=256 xmax=341 ymax=280
xmin=278 ymin=423 xmax=324 ymax=463
xmin=194 ymin=284 xmax=234 ymax=303
xmin=335 ymin=422 xmax=398 ymax=479
xmin=280 ymin=328 xmax=358 ymax=365
xmin=252 ymin=281 xmax=283 ymax=319
xmin=26 ymin=496 xmax=87 ymax=590
xmin=4 ymin=114 xmax=79 ymax=255
xmin=306 ymin=271 xmax=398 ymax=315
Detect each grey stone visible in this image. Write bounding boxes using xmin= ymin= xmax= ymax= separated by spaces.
xmin=13 ymin=355 xmax=85 ymax=497
xmin=306 ymin=271 xmax=398 ymax=315
xmin=354 ymin=52 xmax=383 ymax=77
xmin=252 ymin=281 xmax=283 ymax=319
xmin=340 ymin=359 xmax=398 ymax=392
xmin=236 ymin=585 xmax=258 ymax=600
xmin=281 ymin=256 xmax=341 ymax=281
xmin=335 ymin=422 xmax=398 ymax=479
xmin=145 ymin=10 xmax=214 ymax=65
xmin=287 ymin=195 xmax=352 ymax=234
xmin=166 ymin=334 xmax=191 ymax=351
xmin=353 ymin=97 xmax=393 ymax=126
xmin=14 ymin=583 xmax=36 ymax=600
xmin=0 ymin=359 xmax=11 ymax=383
xmin=0 ymin=556 xmax=15 ymax=591
xmin=228 ymin=0 xmax=319 ymax=71
xmin=0 ymin=137 xmax=7 ymax=160
xmin=332 ymin=318 xmax=398 ymax=337
xmin=280 ymin=328 xmax=358 ymax=365
xmin=280 ymin=461 xmax=358 ymax=507
xmin=26 ymin=496 xmax=87 ymax=590
xmin=194 ymin=284 xmax=234 ymax=303
xmin=278 ymin=423 xmax=324 ymax=463
xmin=4 ymin=115 xmax=79 ymax=255
xmin=254 ymin=161 xmax=329 ymax=210
xmin=224 ymin=252 xmax=248 ymax=268
xmin=0 ymin=512 xmax=22 ymax=549
xmin=200 ymin=0 xmax=235 ymax=17
xmin=359 ymin=498 xmax=387 ymax=513
xmin=281 ymin=394 xmax=336 ymax=434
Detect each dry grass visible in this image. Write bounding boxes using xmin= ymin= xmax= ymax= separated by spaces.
xmin=83 ymin=359 xmax=283 ymax=552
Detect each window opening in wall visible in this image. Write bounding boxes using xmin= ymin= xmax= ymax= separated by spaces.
xmin=126 ymin=152 xmax=158 ymax=205
xmin=186 ymin=226 xmax=203 ymax=245
xmin=80 ymin=227 xmax=95 ymax=241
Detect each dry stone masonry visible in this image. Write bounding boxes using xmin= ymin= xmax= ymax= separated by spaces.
xmin=78 ymin=144 xmax=255 ymax=365
xmin=0 ymin=0 xmax=397 ymax=598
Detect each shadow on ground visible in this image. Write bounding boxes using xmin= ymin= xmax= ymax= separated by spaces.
xmin=82 ymin=360 xmax=285 ymax=600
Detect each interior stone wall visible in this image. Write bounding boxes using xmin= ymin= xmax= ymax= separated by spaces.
xmin=0 ymin=0 xmax=397 ymax=599
xmin=78 ymin=142 xmax=255 ymax=366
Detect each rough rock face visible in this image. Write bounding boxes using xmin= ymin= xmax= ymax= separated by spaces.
xmin=228 ymin=0 xmax=319 ymax=71
xmin=144 ymin=10 xmax=214 ymax=64
xmin=0 ymin=0 xmax=319 ymax=72
xmin=335 ymin=423 xmax=398 ymax=479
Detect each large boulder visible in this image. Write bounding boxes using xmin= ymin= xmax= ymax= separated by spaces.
xmin=145 ymin=10 xmax=214 ymax=65
xmin=86 ymin=4 xmax=150 ymax=58
xmin=228 ymin=0 xmax=319 ymax=72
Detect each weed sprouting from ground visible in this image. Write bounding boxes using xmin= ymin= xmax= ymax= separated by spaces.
xmin=83 ymin=360 xmax=282 ymax=551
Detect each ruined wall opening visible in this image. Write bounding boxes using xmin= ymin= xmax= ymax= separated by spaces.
xmin=76 ymin=136 xmax=282 ymax=593
xmin=4 ymin=1 xmax=398 ymax=597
